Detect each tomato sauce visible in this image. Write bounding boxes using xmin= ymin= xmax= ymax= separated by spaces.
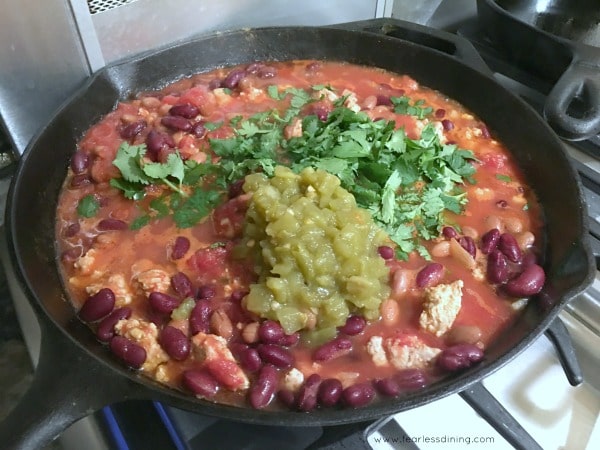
xmin=56 ymin=60 xmax=544 ymax=410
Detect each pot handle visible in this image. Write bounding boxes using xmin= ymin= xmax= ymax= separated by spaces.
xmin=544 ymin=58 xmax=600 ymax=141
xmin=0 ymin=316 xmax=149 ymax=450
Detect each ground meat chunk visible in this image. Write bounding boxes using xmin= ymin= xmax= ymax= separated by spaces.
xmin=115 ymin=318 xmax=169 ymax=372
xmin=366 ymin=336 xmax=388 ymax=367
xmin=135 ymin=268 xmax=171 ymax=295
xmin=384 ymin=335 xmax=441 ymax=370
xmin=73 ymin=248 xmax=97 ymax=275
xmin=419 ymin=280 xmax=463 ymax=337
xmin=192 ymin=333 xmax=249 ymax=390
xmin=282 ymin=368 xmax=305 ymax=392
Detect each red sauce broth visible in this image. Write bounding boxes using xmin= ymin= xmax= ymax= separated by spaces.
xmin=56 ymin=60 xmax=543 ymax=410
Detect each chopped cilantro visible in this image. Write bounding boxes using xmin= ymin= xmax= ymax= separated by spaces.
xmin=77 ymin=194 xmax=100 ymax=218
xmin=496 ymin=174 xmax=512 ymax=183
xmin=391 ymin=96 xmax=434 ymax=119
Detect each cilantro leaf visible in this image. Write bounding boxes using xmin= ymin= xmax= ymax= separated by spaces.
xmin=77 ymin=194 xmax=100 ymax=218
xmin=172 ymin=189 xmax=222 ymax=228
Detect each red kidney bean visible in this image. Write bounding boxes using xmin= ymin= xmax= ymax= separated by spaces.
xmin=257 ymin=344 xmax=294 ymax=368
xmin=70 ymin=150 xmax=90 ymax=174
xmin=159 ymin=326 xmax=190 ymax=361
xmin=311 ymin=105 xmax=330 ymax=121
xmin=227 ymin=179 xmax=245 ymax=199
xmin=169 ymin=103 xmax=200 ymax=119
xmin=230 ymin=290 xmax=248 ymax=303
xmin=442 ymin=226 xmax=458 ymax=239
xmin=296 ymin=374 xmax=322 ymax=412
xmin=342 ymin=383 xmax=375 ymax=408
xmin=258 ymin=320 xmax=285 ymax=344
xmin=146 ymin=130 xmax=175 ymax=156
xmin=339 ymin=315 xmax=366 ymax=336
xmin=504 ymin=264 xmax=545 ymax=297
xmin=171 ymin=236 xmax=190 ymax=260
xmin=208 ymin=78 xmax=222 ymax=90
xmin=64 ymin=222 xmax=81 ymax=238
xmin=222 ymin=69 xmax=246 ymax=89
xmin=79 ymin=288 xmax=115 ymax=322
xmin=395 ymin=369 xmax=427 ymax=390
xmin=257 ymin=66 xmax=277 ymax=79
xmin=441 ymin=119 xmax=454 ymax=131
xmin=120 ymin=120 xmax=147 ymax=139
xmin=487 ymin=249 xmax=509 ymax=284
xmin=182 ymin=369 xmax=219 ymax=398
xmin=249 ymin=365 xmax=279 ymax=409
xmin=480 ymin=125 xmax=491 ymax=139
xmin=70 ymin=173 xmax=91 ymax=188
xmin=149 ymin=291 xmax=181 ymax=315
xmin=189 ymin=299 xmax=211 ymax=334
xmin=374 ymin=377 xmax=401 ymax=397
xmin=97 ymin=218 xmax=128 ymax=231
xmin=279 ymin=332 xmax=300 ymax=347
xmin=376 ymin=95 xmax=392 ymax=106
xmin=377 ymin=245 xmax=394 ymax=260
xmin=245 ymin=62 xmax=265 ymax=74
xmin=313 ymin=337 xmax=353 ymax=362
xmin=61 ymin=247 xmax=83 ymax=263
xmin=498 ymin=233 xmax=522 ymax=263
xmin=196 ymin=284 xmax=216 ymax=300
xmin=318 ymin=378 xmax=343 ymax=407
xmin=305 ymin=61 xmax=322 ymax=72
xmin=278 ymin=389 xmax=296 ymax=408
xmin=434 ymin=108 xmax=446 ymax=118
xmin=239 ymin=347 xmax=262 ymax=372
xmin=171 ymin=272 xmax=194 ymax=298
xmin=416 ymin=262 xmax=444 ymax=288
xmin=96 ymin=307 xmax=132 ymax=342
xmin=110 ymin=336 xmax=146 ymax=369
xmin=521 ymin=252 xmax=538 ymax=268
xmin=459 ymin=236 xmax=476 ymax=258
xmin=190 ymin=121 xmax=207 ymax=138
xmin=437 ymin=344 xmax=484 ymax=372
xmin=161 ymin=115 xmax=192 ymax=132
xmin=480 ymin=228 xmax=500 ymax=254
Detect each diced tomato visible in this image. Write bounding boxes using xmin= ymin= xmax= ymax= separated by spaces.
xmin=187 ymin=245 xmax=230 ymax=281
xmin=179 ymin=86 xmax=217 ymax=115
xmin=205 ymin=359 xmax=247 ymax=390
xmin=480 ymin=152 xmax=507 ymax=170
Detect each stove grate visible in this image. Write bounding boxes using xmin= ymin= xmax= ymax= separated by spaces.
xmin=87 ymin=0 xmax=140 ymax=15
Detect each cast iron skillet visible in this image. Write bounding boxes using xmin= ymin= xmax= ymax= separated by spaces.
xmin=0 ymin=20 xmax=594 ymax=450
xmin=477 ymin=0 xmax=600 ymax=141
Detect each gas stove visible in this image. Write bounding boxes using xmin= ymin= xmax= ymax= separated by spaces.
xmin=1 ymin=1 xmax=599 ymax=450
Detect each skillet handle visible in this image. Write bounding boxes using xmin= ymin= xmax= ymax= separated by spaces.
xmin=544 ymin=58 xmax=600 ymax=141
xmin=0 ymin=317 xmax=148 ymax=450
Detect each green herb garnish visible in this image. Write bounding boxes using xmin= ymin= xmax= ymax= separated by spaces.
xmin=391 ymin=96 xmax=434 ymax=119
xmin=77 ymin=194 xmax=100 ymax=218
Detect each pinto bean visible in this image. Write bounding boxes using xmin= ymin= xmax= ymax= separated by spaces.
xmin=380 ymin=299 xmax=400 ymax=326
xmin=242 ymin=322 xmax=260 ymax=344
xmin=516 ymin=231 xmax=535 ymax=250
xmin=446 ymin=325 xmax=482 ymax=345
xmin=431 ymin=240 xmax=450 ymax=258
xmin=504 ymin=216 xmax=523 ymax=233
xmin=210 ymin=309 xmax=233 ymax=339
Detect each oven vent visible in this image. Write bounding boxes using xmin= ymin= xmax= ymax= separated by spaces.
xmin=87 ymin=0 xmax=140 ymax=14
